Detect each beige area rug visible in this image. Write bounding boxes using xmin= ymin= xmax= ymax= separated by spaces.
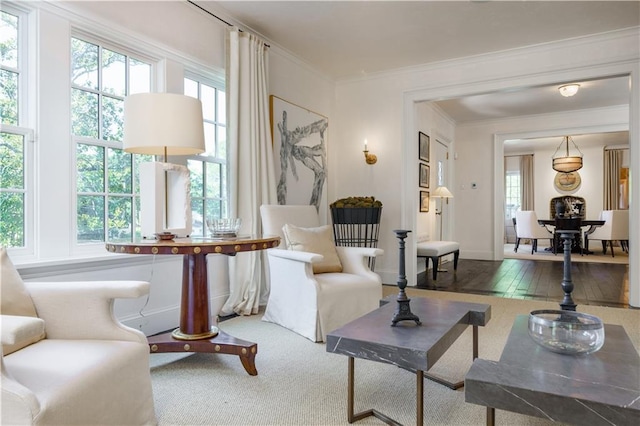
xmin=504 ymin=243 xmax=629 ymax=264
xmin=149 ymin=289 xmax=639 ymax=425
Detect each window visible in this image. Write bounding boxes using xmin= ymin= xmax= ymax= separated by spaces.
xmin=71 ymin=36 xmax=152 ymax=244
xmin=184 ymin=76 xmax=227 ymax=236
xmin=505 ymin=171 xmax=521 ymax=220
xmin=1 ymin=8 xmax=33 ymax=250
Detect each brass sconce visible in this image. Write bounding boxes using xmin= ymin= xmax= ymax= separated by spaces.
xmin=363 ymin=139 xmax=377 ymax=165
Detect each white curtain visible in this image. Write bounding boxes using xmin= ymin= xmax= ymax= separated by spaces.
xmin=603 ymin=149 xmax=623 ymax=210
xmin=222 ymin=28 xmax=278 ymax=316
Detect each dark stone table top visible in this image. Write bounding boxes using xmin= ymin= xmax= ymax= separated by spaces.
xmin=326 ymin=296 xmax=491 ymax=372
xmin=465 ymin=315 xmax=640 ymax=425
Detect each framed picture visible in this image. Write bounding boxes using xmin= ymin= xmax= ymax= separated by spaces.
xmin=420 ymin=191 xmax=430 ymax=212
xmin=270 ymin=95 xmax=329 ymax=217
xmin=419 ymin=162 xmax=430 ymax=188
xmin=419 ymin=131 xmax=430 ymax=162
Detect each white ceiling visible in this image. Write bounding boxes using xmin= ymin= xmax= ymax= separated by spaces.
xmin=195 ymin=1 xmax=637 ymax=142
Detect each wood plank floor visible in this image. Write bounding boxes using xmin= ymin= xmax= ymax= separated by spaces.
xmin=412 ymin=259 xmax=630 ymax=309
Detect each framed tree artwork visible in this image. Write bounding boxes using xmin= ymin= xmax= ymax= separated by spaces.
xmin=419 ymin=162 xmax=430 ymax=188
xmin=270 ymin=95 xmax=329 ymax=217
xmin=419 ymin=131 xmax=430 ymax=162
xmin=420 ymin=191 xmax=430 ymax=212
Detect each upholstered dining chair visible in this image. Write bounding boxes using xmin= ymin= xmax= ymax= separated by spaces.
xmin=260 ymin=205 xmax=383 ymax=342
xmin=514 ymin=211 xmax=553 ymax=254
xmin=585 ymin=210 xmax=629 ymax=257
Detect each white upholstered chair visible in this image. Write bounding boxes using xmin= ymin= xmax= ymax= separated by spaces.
xmin=1 ymin=248 xmax=156 ymax=425
xmin=514 ymin=211 xmax=553 ymax=254
xmin=260 ymin=205 xmax=383 ymax=342
xmin=586 ymin=210 xmax=629 ymax=257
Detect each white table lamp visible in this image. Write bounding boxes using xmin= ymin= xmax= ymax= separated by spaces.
xmin=123 ymin=93 xmax=205 ymax=238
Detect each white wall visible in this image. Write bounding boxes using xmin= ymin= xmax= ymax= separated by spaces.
xmin=334 ymin=28 xmax=639 ymax=305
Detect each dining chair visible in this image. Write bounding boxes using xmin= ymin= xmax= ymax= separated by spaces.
xmin=514 ymin=211 xmax=553 ymax=254
xmin=585 ymin=210 xmax=629 ymax=257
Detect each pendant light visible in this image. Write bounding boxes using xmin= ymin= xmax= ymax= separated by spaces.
xmin=552 ymin=136 xmax=583 ymax=173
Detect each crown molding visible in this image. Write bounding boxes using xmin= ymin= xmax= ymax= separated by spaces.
xmin=338 ymin=27 xmax=640 ymax=85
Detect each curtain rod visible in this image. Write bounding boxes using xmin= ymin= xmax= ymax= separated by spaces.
xmin=187 ymin=0 xmax=270 ymax=47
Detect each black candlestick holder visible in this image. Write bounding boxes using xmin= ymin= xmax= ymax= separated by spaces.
xmin=391 ymin=230 xmax=421 ymax=326
xmin=558 ymin=230 xmax=579 ymax=311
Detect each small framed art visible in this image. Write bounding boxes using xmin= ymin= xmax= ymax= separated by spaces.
xmin=419 ymin=131 xmax=430 ymax=162
xmin=420 ymin=190 xmax=430 ymax=212
xmin=419 ymin=162 xmax=430 ymax=188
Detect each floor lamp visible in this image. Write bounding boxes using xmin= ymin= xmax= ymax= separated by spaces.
xmin=432 ymin=186 xmax=454 ymax=271
xmin=123 ymin=93 xmax=205 ymax=239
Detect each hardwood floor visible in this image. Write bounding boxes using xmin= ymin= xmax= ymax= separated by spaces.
xmin=411 ymin=258 xmax=630 ymax=309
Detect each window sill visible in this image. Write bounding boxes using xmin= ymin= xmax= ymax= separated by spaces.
xmin=14 ymin=252 xmax=178 ymax=280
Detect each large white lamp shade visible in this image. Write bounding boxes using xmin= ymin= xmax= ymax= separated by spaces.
xmin=123 ymin=93 xmax=205 ymax=157
xmin=123 ymin=93 xmax=205 ymax=238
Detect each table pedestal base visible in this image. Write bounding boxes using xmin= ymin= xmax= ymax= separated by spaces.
xmin=148 ymin=329 xmax=258 ymax=376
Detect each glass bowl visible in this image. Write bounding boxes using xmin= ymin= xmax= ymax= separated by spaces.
xmin=206 ymin=218 xmax=241 ymax=238
xmin=528 ymin=310 xmax=605 ymax=355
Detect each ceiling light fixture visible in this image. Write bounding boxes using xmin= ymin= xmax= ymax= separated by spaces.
xmin=552 ymin=136 xmax=583 ymax=173
xmin=558 ymin=84 xmax=580 ymax=97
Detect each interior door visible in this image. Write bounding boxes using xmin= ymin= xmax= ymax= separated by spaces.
xmin=435 ymin=140 xmax=450 ymax=240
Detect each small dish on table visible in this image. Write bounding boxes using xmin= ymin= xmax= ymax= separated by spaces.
xmin=528 ymin=309 xmax=604 ymax=355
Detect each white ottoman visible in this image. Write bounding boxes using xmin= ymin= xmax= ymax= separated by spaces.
xmin=416 ymin=241 xmax=460 ymax=280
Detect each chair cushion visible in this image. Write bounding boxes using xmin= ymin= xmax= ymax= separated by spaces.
xmin=0 ymin=247 xmax=38 ymax=318
xmin=282 ymin=224 xmax=343 ymax=273
xmin=1 ymin=315 xmax=45 ymax=355
xmin=417 ymin=241 xmax=460 ymax=257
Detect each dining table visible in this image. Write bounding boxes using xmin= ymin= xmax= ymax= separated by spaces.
xmin=537 ymin=218 xmax=605 ymax=254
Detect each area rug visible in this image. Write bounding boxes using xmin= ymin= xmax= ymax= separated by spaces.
xmin=149 ymin=289 xmax=639 ymax=425
xmin=504 ymin=243 xmax=629 ymax=264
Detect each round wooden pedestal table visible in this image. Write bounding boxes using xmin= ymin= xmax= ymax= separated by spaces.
xmin=106 ymin=236 xmax=280 ymax=375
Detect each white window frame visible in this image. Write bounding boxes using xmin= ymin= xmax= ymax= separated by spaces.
xmin=1 ymin=4 xmax=34 ymax=257
xmin=184 ymin=72 xmax=228 ymax=237
xmin=69 ymin=31 xmax=157 ymax=253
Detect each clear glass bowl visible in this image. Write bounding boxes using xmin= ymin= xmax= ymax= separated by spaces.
xmin=528 ymin=310 xmax=605 ymax=355
xmin=206 ymin=218 xmax=241 ymax=238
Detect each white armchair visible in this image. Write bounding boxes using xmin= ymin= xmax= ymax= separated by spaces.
xmin=260 ymin=205 xmax=383 ymax=342
xmin=1 ymin=249 xmax=156 ymax=425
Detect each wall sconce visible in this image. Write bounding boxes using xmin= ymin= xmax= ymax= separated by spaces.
xmin=363 ymin=139 xmax=377 ymax=165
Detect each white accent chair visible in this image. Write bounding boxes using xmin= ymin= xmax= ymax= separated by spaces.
xmin=514 ymin=211 xmax=553 ymax=254
xmin=260 ymin=205 xmax=383 ymax=342
xmin=586 ymin=210 xmax=629 ymax=257
xmin=1 ymin=249 xmax=156 ymax=425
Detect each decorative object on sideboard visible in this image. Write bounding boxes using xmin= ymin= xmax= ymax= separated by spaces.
xmin=123 ymin=93 xmax=205 ymax=238
xmin=552 ymin=136 xmax=583 ymax=173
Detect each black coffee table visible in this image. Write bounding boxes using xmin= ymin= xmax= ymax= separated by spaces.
xmin=465 ymin=315 xmax=640 ymax=425
xmin=326 ymin=296 xmax=491 ymax=426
